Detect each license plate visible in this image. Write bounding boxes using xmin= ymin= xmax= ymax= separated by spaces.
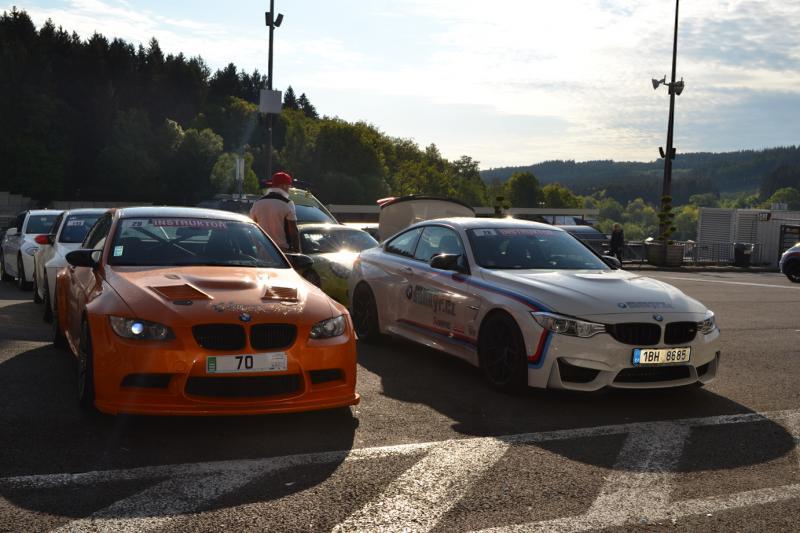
xmin=633 ymin=347 xmax=691 ymax=366
xmin=206 ymin=353 xmax=287 ymax=374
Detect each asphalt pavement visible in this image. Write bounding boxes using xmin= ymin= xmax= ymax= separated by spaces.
xmin=0 ymin=269 xmax=798 ymax=532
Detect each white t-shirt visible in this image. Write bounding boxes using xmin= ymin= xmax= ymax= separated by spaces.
xmin=250 ymin=188 xmax=297 ymax=251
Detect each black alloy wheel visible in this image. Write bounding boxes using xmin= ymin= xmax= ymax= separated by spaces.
xmin=786 ymin=263 xmax=800 ymax=283
xmin=352 ymin=283 xmax=382 ymax=343
xmin=32 ymin=261 xmax=42 ymax=303
xmin=478 ymin=313 xmax=528 ymax=391
xmin=17 ymin=255 xmax=32 ymax=290
xmin=77 ymin=319 xmax=96 ymax=411
xmin=52 ymin=283 xmax=67 ymax=348
xmin=0 ymin=250 xmax=11 ymax=282
xmin=42 ymin=276 xmax=53 ymax=323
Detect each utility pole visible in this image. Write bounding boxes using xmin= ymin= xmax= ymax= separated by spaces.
xmin=662 ymin=0 xmax=680 ymax=201
xmin=263 ymin=1 xmax=284 ymax=185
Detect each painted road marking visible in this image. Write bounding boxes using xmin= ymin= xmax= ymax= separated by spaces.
xmin=0 ymin=410 xmax=797 ymax=533
xmin=660 ymin=276 xmax=800 ymax=290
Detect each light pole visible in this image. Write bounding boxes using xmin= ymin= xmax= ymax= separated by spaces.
xmin=265 ymin=1 xmax=284 ymax=184
xmin=652 ymin=0 xmax=684 ymax=237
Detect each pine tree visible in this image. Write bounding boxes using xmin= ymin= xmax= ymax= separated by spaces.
xmin=283 ymin=86 xmax=299 ymax=110
xmin=298 ymin=93 xmax=318 ymax=119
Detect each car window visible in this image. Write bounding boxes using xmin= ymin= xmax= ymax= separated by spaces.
xmin=414 ymin=226 xmax=465 ymax=262
xmin=107 ymin=217 xmax=288 ymax=268
xmin=467 ymin=227 xmax=608 ymax=270
xmin=300 ymin=228 xmax=378 ymax=254
xmin=50 ymin=213 xmax=65 ymax=236
xmin=385 ymin=227 xmax=423 ymax=258
xmin=15 ymin=213 xmax=25 ymax=233
xmin=60 ymin=214 xmax=103 ymax=243
xmin=83 ymin=215 xmax=112 ymax=250
xmin=24 ymin=214 xmax=60 ymax=234
xmin=295 ymin=204 xmax=337 ymax=224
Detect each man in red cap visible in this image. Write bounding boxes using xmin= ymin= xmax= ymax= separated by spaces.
xmin=250 ymin=171 xmax=300 ymax=253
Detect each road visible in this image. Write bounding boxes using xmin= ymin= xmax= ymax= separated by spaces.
xmin=0 ymin=270 xmax=798 ymax=532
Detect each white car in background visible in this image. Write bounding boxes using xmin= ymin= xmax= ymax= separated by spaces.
xmin=33 ymin=208 xmax=105 ymax=320
xmin=0 ymin=210 xmax=62 ymax=290
xmin=779 ymin=242 xmax=800 ymax=283
xmin=349 ymin=217 xmax=720 ymax=391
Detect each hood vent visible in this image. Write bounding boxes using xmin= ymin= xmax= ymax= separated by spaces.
xmin=263 ymin=286 xmax=298 ymax=302
xmin=150 ymin=284 xmax=212 ymax=301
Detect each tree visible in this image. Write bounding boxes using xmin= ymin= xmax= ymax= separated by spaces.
xmin=297 ymin=92 xmax=318 ymax=119
xmin=452 ymin=155 xmax=488 ymax=206
xmin=504 ymin=171 xmax=541 ymax=207
xmin=688 ymin=193 xmax=719 ymax=207
xmin=283 ymin=86 xmax=298 ymax=110
xmin=762 ymin=187 xmax=800 ymax=210
xmin=541 ymin=183 xmax=581 ymax=208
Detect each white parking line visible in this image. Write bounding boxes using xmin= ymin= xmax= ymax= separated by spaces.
xmin=0 ymin=409 xmax=796 ymax=533
xmin=659 ymin=276 xmax=800 ymax=290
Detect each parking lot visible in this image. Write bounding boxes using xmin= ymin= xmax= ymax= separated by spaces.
xmin=1 ymin=270 xmax=799 ymax=532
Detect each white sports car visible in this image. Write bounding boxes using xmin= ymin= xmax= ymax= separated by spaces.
xmin=349 ymin=217 xmax=720 ymax=391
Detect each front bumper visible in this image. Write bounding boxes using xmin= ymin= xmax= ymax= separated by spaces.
xmin=528 ymin=328 xmax=721 ymax=391
xmin=88 ymin=315 xmax=359 ymax=415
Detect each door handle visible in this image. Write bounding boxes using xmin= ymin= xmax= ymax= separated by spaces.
xmin=402 ymin=266 xmax=414 ymax=274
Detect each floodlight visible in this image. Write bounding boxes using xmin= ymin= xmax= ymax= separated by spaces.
xmin=275 ymin=13 xmax=284 ymax=27
xmin=674 ymin=78 xmax=685 ymax=95
xmin=652 ymin=78 xmax=661 ymax=90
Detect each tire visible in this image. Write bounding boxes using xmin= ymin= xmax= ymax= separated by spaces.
xmin=52 ymin=283 xmax=67 ymax=348
xmin=32 ymin=261 xmax=42 ymax=303
xmin=42 ymin=276 xmax=53 ymax=323
xmin=0 ymin=250 xmax=11 ymax=282
xmin=351 ymin=283 xmax=382 ymax=343
xmin=303 ymin=268 xmax=322 ymax=288
xmin=17 ymin=255 xmax=32 ymax=290
xmin=785 ymin=262 xmax=800 ymax=283
xmin=77 ymin=318 xmax=96 ymax=411
xmin=478 ymin=312 xmax=528 ymax=391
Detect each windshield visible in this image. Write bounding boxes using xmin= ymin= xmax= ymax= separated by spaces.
xmin=300 ymin=227 xmax=378 ymax=254
xmin=25 ymin=214 xmax=59 ymax=234
xmin=295 ymin=204 xmax=336 ymax=224
xmin=108 ymin=217 xmax=289 ymax=268
xmin=59 ymin=214 xmax=102 ymax=243
xmin=467 ymin=227 xmax=609 ymax=270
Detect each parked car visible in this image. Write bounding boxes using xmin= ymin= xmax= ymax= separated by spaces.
xmin=199 ymin=188 xmax=339 ymax=225
xmin=558 ymin=224 xmax=610 ymax=255
xmin=54 ymin=206 xmax=358 ymax=415
xmin=33 ymin=208 xmax=106 ymax=319
xmin=349 ymin=217 xmax=719 ymax=392
xmin=298 ymin=224 xmax=379 ymax=305
xmin=779 ymin=242 xmax=800 ymax=283
xmin=343 ymin=222 xmax=380 ymax=242
xmin=1 ymin=209 xmax=62 ymax=289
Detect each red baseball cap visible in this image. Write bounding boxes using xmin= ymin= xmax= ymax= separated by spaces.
xmin=271 ymin=171 xmax=292 ymax=187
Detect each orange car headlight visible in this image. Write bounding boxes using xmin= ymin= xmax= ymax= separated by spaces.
xmin=109 ymin=316 xmax=174 ymax=341
xmin=309 ymin=315 xmax=346 ymax=339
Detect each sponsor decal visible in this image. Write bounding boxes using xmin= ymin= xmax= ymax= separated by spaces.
xmin=433 ymin=318 xmax=452 ymax=330
xmin=212 ymin=302 xmax=299 ymax=314
xmin=473 ymin=229 xmax=497 ymax=237
xmin=410 ymin=285 xmax=456 ymax=316
xmin=150 ymin=219 xmax=228 ymax=229
xmin=66 ymin=219 xmax=85 ymax=227
xmin=619 ymin=301 xmax=673 ymax=310
xmin=113 ymin=245 xmax=124 ymax=257
xmin=497 ymin=228 xmax=551 ymax=236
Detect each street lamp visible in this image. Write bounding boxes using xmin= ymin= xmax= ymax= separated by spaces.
xmin=652 ymin=0 xmax=684 ymax=237
xmin=264 ymin=1 xmax=284 ymax=184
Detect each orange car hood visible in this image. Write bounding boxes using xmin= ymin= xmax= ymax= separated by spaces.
xmin=105 ymin=266 xmax=337 ymax=326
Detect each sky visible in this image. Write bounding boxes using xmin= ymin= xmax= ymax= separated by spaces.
xmin=6 ymin=0 xmax=800 ymax=169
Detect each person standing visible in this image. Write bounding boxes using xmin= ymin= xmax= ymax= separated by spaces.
xmin=609 ymin=223 xmax=624 ymax=263
xmin=250 ymin=171 xmax=301 ymax=253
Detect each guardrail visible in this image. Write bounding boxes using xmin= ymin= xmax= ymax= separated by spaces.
xmin=620 ymin=240 xmax=763 ymax=267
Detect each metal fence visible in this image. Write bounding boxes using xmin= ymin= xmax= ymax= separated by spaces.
xmin=620 ymin=241 xmax=763 ymax=266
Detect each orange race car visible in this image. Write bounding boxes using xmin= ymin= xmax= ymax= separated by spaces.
xmin=54 ymin=207 xmax=359 ymax=415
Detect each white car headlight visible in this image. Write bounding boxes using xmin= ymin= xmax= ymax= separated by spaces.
xmin=310 ymin=315 xmax=346 ymax=339
xmin=24 ymin=246 xmax=39 ymax=256
xmin=532 ymin=312 xmax=606 ymax=338
xmin=109 ymin=316 xmax=174 ymax=340
xmin=697 ymin=310 xmax=716 ymax=335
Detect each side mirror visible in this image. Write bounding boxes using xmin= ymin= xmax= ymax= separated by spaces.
xmin=34 ymin=234 xmax=54 ymax=245
xmin=66 ymin=249 xmax=101 ymax=269
xmin=430 ymin=253 xmax=468 ymax=274
xmin=602 ymin=255 xmax=621 ymax=270
xmin=286 ymin=253 xmax=314 ymax=271
xmin=5 ymin=228 xmax=17 ymax=237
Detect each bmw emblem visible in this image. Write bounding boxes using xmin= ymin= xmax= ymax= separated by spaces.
xmin=618 ymin=303 xmax=628 ymax=309
xmin=239 ymin=312 xmax=252 ymax=323
xmin=653 ymin=314 xmax=664 ymax=322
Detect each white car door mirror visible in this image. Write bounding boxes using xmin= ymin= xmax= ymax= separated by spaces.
xmin=5 ymin=228 xmax=17 ymax=237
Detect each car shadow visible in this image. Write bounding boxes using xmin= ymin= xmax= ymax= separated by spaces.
xmin=0 ymin=343 xmax=358 ymax=518
xmin=357 ymin=338 xmax=797 ymax=473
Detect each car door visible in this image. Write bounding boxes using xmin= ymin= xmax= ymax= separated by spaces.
xmin=66 ymin=215 xmax=112 ymax=341
xmin=38 ymin=213 xmax=64 ymax=285
xmin=374 ymin=226 xmax=423 ymax=329
xmin=404 ymin=225 xmax=483 ymax=356
xmin=4 ymin=213 xmax=26 ymax=276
